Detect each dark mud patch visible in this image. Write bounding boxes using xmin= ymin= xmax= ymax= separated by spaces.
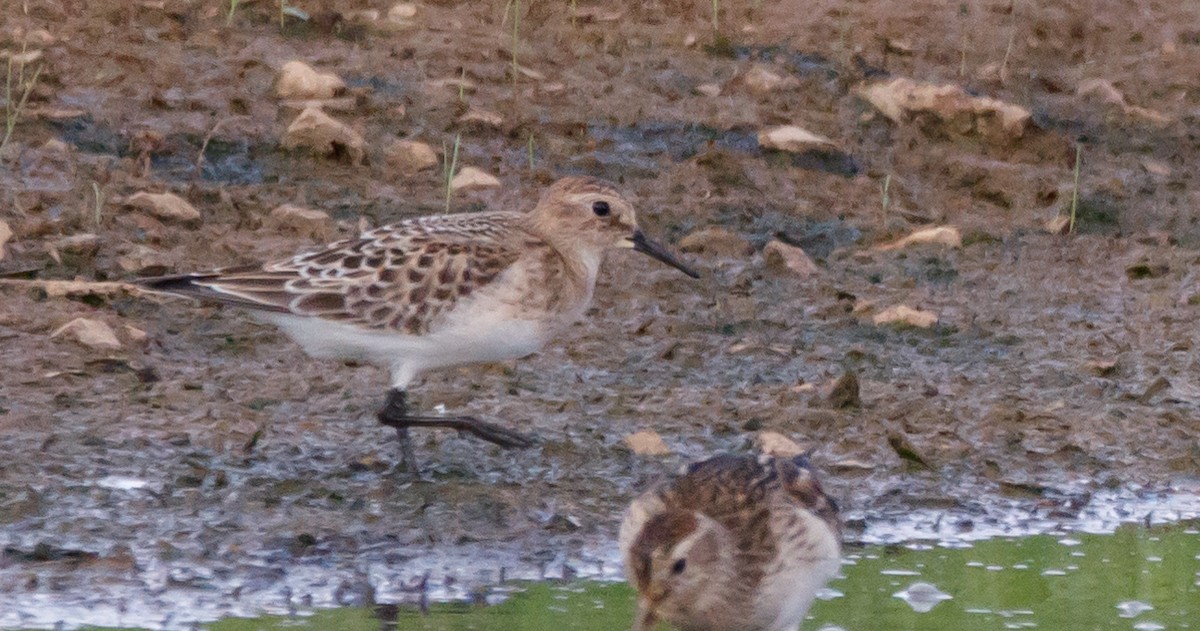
xmin=49 ymin=116 xmax=268 ymax=185
xmin=587 ymin=122 xmax=858 ymax=179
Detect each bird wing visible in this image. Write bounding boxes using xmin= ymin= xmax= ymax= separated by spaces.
xmin=774 ymin=455 xmax=842 ymax=541
xmin=665 ymin=455 xmax=841 ymax=584
xmin=139 ymin=211 xmax=532 ymax=335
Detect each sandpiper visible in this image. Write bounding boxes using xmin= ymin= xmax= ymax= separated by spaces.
xmin=619 ymin=453 xmax=842 ymax=631
xmin=140 ymin=176 xmax=698 ymax=470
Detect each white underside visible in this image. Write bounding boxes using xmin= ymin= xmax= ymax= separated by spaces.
xmin=755 ymin=509 xmax=842 ymax=631
xmin=249 ymin=244 xmax=600 ymax=390
xmin=255 ymin=306 xmax=552 ymax=389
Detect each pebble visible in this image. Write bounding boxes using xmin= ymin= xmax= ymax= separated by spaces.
xmin=624 ymin=430 xmax=671 ymax=456
xmin=51 ymin=317 xmax=122 ymax=350
xmin=275 ymin=61 xmax=345 ymax=100
xmin=126 ymin=192 xmax=201 ymax=224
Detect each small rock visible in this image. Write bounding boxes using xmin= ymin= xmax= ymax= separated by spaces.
xmin=878 ymin=226 xmax=962 ymax=251
xmin=695 ymin=82 xmax=721 ymax=97
xmin=117 ymin=245 xmax=171 ymax=275
xmin=1140 ymin=158 xmax=1171 ymax=177
xmin=1077 ymin=78 xmax=1172 ymax=127
xmin=124 ymin=325 xmax=149 ymax=343
xmin=873 ymin=305 xmax=938 ymax=328
xmin=826 ymin=372 xmax=861 ymax=409
xmin=512 ymin=64 xmax=546 ymax=81
xmin=742 ymin=65 xmax=798 ymax=93
xmin=51 ymin=318 xmax=122 ymax=350
xmin=624 ymin=430 xmax=671 ymax=456
xmin=55 ymin=233 xmax=100 ymax=256
xmin=757 ymin=125 xmax=837 ymax=153
xmin=4 ymin=49 xmax=43 ymax=65
xmin=763 ymin=240 xmax=819 ymax=278
xmin=429 ymin=76 xmax=477 ymax=94
xmin=0 ymin=220 xmax=12 ymax=261
xmin=387 ymin=3 xmax=417 ymax=21
xmin=281 ymin=107 xmax=366 ymax=164
xmin=385 ymin=139 xmax=439 ymax=176
xmin=450 ymin=167 xmax=501 ymax=191
xmin=1077 ymin=78 xmax=1125 ymax=107
xmin=1085 ymin=359 xmax=1119 ymax=377
xmin=275 ymin=61 xmax=346 ymax=100
xmin=18 ymin=28 xmax=56 ymax=47
xmin=42 ymin=138 xmax=70 ymax=153
xmin=543 ymin=513 xmax=581 ymax=533
xmin=344 ymin=8 xmax=380 ymax=22
xmin=856 ymin=77 xmax=1031 ymax=141
xmin=756 ymin=431 xmax=805 ymax=457
xmin=1045 ymin=215 xmax=1072 ymax=234
xmin=457 ymin=106 xmax=504 ymax=128
xmin=678 ymin=227 xmax=753 ymax=257
xmin=266 ymin=205 xmax=332 ymax=240
xmin=884 ymin=37 xmax=914 ymax=55
xmin=126 ymin=192 xmax=201 ymax=224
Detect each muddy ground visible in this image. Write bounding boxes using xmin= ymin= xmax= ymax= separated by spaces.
xmin=2 ymin=0 xmax=1200 ymax=627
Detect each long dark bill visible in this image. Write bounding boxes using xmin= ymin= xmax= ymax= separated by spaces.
xmin=630 ymin=230 xmax=700 ymax=279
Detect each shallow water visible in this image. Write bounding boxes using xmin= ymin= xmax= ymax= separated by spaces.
xmin=61 ymin=525 xmax=1192 ymax=631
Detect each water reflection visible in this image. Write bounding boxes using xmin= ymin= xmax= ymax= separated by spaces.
xmin=893 ymin=581 xmax=953 ymax=613
xmin=7 ymin=526 xmax=1196 ymax=630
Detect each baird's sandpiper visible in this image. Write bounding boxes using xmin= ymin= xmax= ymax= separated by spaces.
xmin=620 ymin=454 xmax=842 ymax=631
xmin=140 ymin=176 xmax=698 ymax=471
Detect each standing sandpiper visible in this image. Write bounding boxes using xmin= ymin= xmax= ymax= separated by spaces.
xmin=619 ymin=454 xmax=842 ymax=631
xmin=140 ymin=176 xmax=698 ymax=471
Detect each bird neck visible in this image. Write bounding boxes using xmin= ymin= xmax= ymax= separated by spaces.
xmin=518 ymin=217 xmax=603 ymax=290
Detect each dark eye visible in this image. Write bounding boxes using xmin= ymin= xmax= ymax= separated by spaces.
xmin=671 ymin=558 xmax=686 ymax=575
xmin=592 ymin=200 xmax=611 ymax=217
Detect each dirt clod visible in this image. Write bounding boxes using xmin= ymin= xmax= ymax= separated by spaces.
xmin=385 ymin=139 xmax=439 ymax=176
xmin=50 ymin=317 xmax=122 ymax=350
xmin=266 ymin=204 xmax=332 ymax=240
xmin=757 ymin=125 xmax=837 ymax=153
xmin=281 ymin=107 xmax=366 ymax=164
xmin=125 ymin=192 xmax=201 ymax=225
xmin=756 ymin=431 xmax=806 ymax=457
xmin=679 ymin=226 xmax=753 ymax=257
xmin=826 ymin=372 xmax=861 ymax=409
xmin=450 ymin=167 xmax=501 ymax=191
xmin=873 ymin=305 xmax=938 ymax=329
xmin=624 ymin=430 xmax=671 ymax=456
xmin=763 ymin=240 xmax=819 ymax=278
xmin=856 ymin=77 xmax=1031 ymax=141
xmin=879 ymin=226 xmax=963 ymax=251
xmin=0 ymin=220 xmax=12 ymax=261
xmin=275 ymin=61 xmax=346 ymax=100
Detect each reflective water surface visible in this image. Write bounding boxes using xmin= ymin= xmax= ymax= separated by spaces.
xmin=193 ymin=525 xmax=1199 ymax=631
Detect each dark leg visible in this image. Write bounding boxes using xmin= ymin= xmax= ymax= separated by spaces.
xmin=376 ymin=389 xmax=536 ymax=470
xmin=378 ymin=389 xmax=420 ymax=473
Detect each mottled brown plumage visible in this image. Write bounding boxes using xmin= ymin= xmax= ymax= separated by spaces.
xmin=156 ymin=214 xmax=532 ymax=335
xmin=620 ymin=454 xmax=842 ymax=631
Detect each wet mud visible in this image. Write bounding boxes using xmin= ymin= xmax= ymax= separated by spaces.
xmin=2 ymin=0 xmax=1199 ymax=627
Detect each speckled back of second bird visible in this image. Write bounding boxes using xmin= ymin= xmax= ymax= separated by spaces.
xmin=619 ymin=454 xmax=842 ymax=631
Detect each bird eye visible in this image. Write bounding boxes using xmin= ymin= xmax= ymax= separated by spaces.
xmin=671 ymin=559 xmax=686 ymax=575
xmin=592 ymin=200 xmax=611 ymax=217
